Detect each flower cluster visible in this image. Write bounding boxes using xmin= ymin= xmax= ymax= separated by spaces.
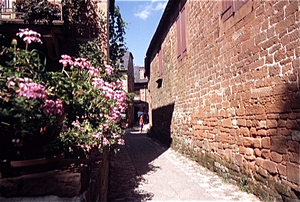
xmin=58 ymin=54 xmax=127 ymax=148
xmin=1 ymin=28 xmax=128 ymax=157
xmin=105 ymin=65 xmax=114 ymax=75
xmin=8 ymin=77 xmax=47 ymax=100
xmin=16 ymin=28 xmax=43 ymax=44
xmin=59 ymin=55 xmax=73 ymax=67
xmin=7 ymin=76 xmax=64 ymax=116
xmin=43 ymin=99 xmax=64 ymax=115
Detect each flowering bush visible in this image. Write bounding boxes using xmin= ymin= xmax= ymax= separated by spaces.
xmin=0 ymin=28 xmax=126 ymax=160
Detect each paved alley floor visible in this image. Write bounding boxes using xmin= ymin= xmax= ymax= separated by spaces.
xmin=108 ymin=127 xmax=261 ymax=202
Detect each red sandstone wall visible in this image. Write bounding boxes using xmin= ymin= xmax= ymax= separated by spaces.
xmin=148 ymin=0 xmax=300 ymax=200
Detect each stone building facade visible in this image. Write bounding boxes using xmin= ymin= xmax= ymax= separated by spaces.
xmin=120 ymin=51 xmax=135 ymax=127
xmin=145 ymin=0 xmax=300 ymax=201
xmin=134 ymin=66 xmax=149 ymax=123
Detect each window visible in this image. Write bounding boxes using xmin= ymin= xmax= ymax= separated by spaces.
xmin=158 ymin=48 xmax=163 ymax=78
xmin=221 ymin=0 xmax=249 ymax=22
xmin=177 ymin=5 xmax=186 ymax=60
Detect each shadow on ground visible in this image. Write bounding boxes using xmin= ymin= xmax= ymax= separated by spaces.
xmin=108 ymin=127 xmax=169 ymax=201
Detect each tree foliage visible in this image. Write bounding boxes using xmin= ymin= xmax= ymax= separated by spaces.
xmin=109 ymin=6 xmax=127 ymax=70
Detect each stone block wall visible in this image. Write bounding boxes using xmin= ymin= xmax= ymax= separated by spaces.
xmin=148 ymin=0 xmax=300 ymax=201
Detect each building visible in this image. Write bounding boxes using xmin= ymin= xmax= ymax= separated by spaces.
xmin=145 ymin=0 xmax=300 ymax=200
xmin=0 ymin=0 xmax=114 ymax=65
xmin=134 ymin=65 xmax=149 ymax=123
xmin=120 ymin=51 xmax=135 ymax=127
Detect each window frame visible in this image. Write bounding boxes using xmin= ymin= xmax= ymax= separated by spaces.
xmin=177 ymin=4 xmax=187 ymax=61
xmin=158 ymin=48 xmax=163 ymax=78
xmin=221 ymin=0 xmax=249 ymax=22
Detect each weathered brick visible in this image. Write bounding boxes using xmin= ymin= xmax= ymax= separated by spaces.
xmin=275 ymin=15 xmax=295 ymax=34
xmin=254 ymin=148 xmax=261 ymax=157
xmin=287 ymin=162 xmax=300 ymax=185
xmin=270 ymin=9 xmax=284 ymax=25
xmin=257 ymin=167 xmax=268 ymax=178
xmin=237 ymin=119 xmax=246 ymax=127
xmin=265 ymin=101 xmax=289 ymax=114
xmin=235 ymin=107 xmax=245 ymax=116
xmin=285 ymin=0 xmax=299 ymax=18
xmin=257 ymin=129 xmax=267 ymax=136
xmin=288 ymin=140 xmax=300 ymax=153
xmin=289 ymin=152 xmax=300 ymax=164
xmin=220 ymin=133 xmax=229 ymax=143
xmin=243 ymin=137 xmax=254 ymax=147
xmin=271 ymin=152 xmax=282 ymax=163
xmin=260 ymin=36 xmax=279 ymax=50
xmin=271 ymin=136 xmax=288 ymax=154
xmin=254 ymin=138 xmax=261 ymax=148
xmin=250 ymin=127 xmax=257 ymax=137
xmin=245 ymin=105 xmax=265 ymax=115
xmin=255 ymin=31 xmax=267 ymax=45
xmin=233 ymin=154 xmax=243 ymax=166
xmin=262 ymin=160 xmax=277 ymax=174
xmin=239 ymin=146 xmax=247 ymax=155
xmin=277 ymin=128 xmax=291 ymax=136
xmin=269 ymin=64 xmax=281 ymax=76
xmin=269 ymin=44 xmax=281 ymax=54
xmin=239 ymin=127 xmax=250 ymax=137
xmin=261 ymin=149 xmax=271 ymax=159
xmin=246 ymin=148 xmax=254 ymax=156
xmin=278 ymin=164 xmax=286 ymax=177
xmin=286 ymin=119 xmax=299 ymax=130
xmin=278 ymin=119 xmax=287 ymax=128
xmin=222 ymin=118 xmax=232 ymax=128
xmin=261 ymin=137 xmax=270 ymax=149
xmin=266 ymin=120 xmax=277 ymax=129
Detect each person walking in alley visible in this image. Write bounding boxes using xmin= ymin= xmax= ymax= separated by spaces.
xmin=139 ymin=115 xmax=144 ymax=132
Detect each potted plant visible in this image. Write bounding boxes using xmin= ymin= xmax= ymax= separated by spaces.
xmin=0 ymin=28 xmax=126 ymax=176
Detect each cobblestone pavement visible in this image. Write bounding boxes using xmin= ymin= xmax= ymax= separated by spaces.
xmin=108 ymin=127 xmax=261 ymax=202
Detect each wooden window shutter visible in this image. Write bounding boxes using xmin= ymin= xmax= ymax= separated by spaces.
xmin=159 ymin=49 xmax=163 ymax=77
xmin=233 ymin=0 xmax=249 ymax=12
xmin=181 ymin=6 xmax=187 ymax=57
xmin=177 ymin=15 xmax=181 ymax=59
xmin=221 ymin=0 xmax=234 ymax=22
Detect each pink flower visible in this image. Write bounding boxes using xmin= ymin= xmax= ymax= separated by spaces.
xmin=103 ymin=124 xmax=109 ymax=130
xmin=14 ymin=78 xmax=48 ymax=100
xmin=103 ymin=137 xmax=109 ymax=146
xmin=71 ymin=120 xmax=83 ymax=130
xmin=105 ymin=65 xmax=114 ymax=75
xmin=93 ymin=132 xmax=103 ymax=139
xmin=16 ymin=28 xmax=42 ymax=44
xmin=43 ymin=99 xmax=64 ymax=115
xmin=88 ymin=66 xmax=99 ymax=77
xmin=112 ymin=133 xmax=121 ymax=139
xmin=12 ymin=138 xmax=22 ymax=147
xmin=59 ymin=54 xmax=74 ymax=67
xmin=62 ymin=124 xmax=68 ymax=131
xmin=7 ymin=77 xmax=16 ymax=88
xmin=92 ymin=78 xmax=105 ymax=88
xmin=112 ymin=80 xmax=123 ymax=89
xmin=118 ymin=139 xmax=125 ymax=145
xmin=74 ymin=57 xmax=90 ymax=69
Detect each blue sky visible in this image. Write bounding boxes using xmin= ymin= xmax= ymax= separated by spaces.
xmin=115 ymin=0 xmax=167 ymax=66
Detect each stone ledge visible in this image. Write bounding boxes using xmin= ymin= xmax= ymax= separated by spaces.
xmin=0 ymin=149 xmax=110 ymax=202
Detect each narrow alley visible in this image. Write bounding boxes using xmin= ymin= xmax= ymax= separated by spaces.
xmin=108 ymin=127 xmax=261 ymax=202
